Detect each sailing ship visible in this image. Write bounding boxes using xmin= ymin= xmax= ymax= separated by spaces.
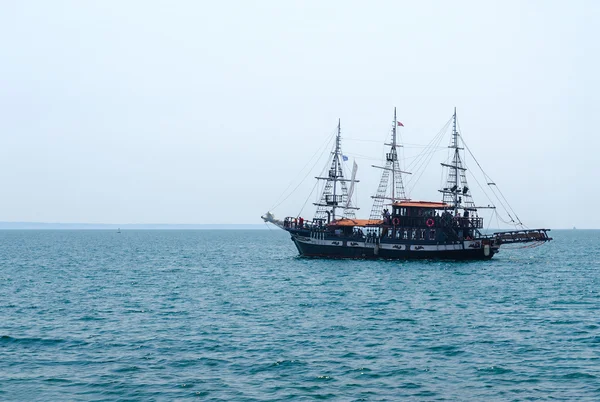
xmin=262 ymin=109 xmax=551 ymax=260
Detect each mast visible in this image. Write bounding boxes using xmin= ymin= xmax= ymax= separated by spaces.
xmin=391 ymin=108 xmax=397 ymax=201
xmin=313 ymin=119 xmax=359 ymax=222
xmin=440 ymin=108 xmax=476 ymax=213
xmin=452 ymin=107 xmax=459 ymax=211
xmin=332 ymin=119 xmax=341 ymax=219
xmin=368 ymin=108 xmax=409 ymax=225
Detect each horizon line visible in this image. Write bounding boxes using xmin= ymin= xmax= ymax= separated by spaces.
xmin=0 ymin=222 xmax=271 ymax=229
xmin=0 ymin=222 xmax=593 ymax=230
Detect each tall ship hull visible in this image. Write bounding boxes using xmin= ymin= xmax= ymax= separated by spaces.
xmin=263 ymin=108 xmax=551 ymax=260
xmin=290 ymin=231 xmax=496 ymax=260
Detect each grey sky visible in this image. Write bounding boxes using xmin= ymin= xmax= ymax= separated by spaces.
xmin=0 ymin=1 xmax=597 ymax=228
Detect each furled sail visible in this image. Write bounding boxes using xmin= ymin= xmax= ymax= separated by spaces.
xmin=345 ymin=160 xmax=358 ymax=208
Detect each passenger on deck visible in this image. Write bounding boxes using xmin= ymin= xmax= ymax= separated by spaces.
xmin=384 ymin=209 xmax=391 ymax=224
xmin=453 ymin=212 xmax=460 ymax=227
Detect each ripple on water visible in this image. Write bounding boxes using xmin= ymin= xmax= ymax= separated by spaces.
xmin=0 ymin=229 xmax=599 ymax=400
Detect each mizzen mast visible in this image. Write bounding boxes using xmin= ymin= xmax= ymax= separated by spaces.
xmin=440 ymin=108 xmax=475 ymax=213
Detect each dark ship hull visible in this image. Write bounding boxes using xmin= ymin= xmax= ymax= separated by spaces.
xmin=287 ymin=229 xmax=497 ymax=260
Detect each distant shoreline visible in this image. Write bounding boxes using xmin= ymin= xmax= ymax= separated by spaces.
xmin=0 ymin=223 xmax=592 ymax=230
xmin=0 ymin=222 xmax=270 ymax=230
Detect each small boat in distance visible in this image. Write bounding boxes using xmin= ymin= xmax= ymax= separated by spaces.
xmin=263 ymin=108 xmax=552 ymax=260
xmin=117 ymin=228 xmax=121 ymax=234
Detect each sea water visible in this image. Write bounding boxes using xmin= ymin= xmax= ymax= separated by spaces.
xmin=1 ymin=229 xmax=599 ymax=400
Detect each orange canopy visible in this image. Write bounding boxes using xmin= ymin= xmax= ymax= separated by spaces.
xmin=328 ymin=218 xmax=382 ymax=227
xmin=393 ymin=201 xmax=449 ymax=209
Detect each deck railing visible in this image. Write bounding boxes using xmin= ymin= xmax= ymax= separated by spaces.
xmin=388 ymin=216 xmax=484 ymax=229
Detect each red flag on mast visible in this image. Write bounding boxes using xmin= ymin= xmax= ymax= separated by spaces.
xmin=397 ymin=121 xmax=404 ymax=127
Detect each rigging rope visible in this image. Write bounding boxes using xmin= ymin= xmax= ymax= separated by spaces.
xmin=404 ymin=118 xmax=452 ymax=193
xmin=345 ymin=151 xmax=426 ymax=162
xmin=406 ymin=143 xmax=445 ymax=192
xmin=457 ymin=120 xmax=525 ymax=229
xmin=406 ymin=119 xmax=451 ymax=172
xmin=298 ymin=176 xmax=321 ymax=217
xmin=345 ymin=137 xmax=446 ymax=149
xmin=270 ymin=130 xmax=335 ymax=212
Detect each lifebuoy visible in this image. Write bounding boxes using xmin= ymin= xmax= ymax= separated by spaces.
xmin=426 ymin=218 xmax=435 ymax=227
xmin=392 ymin=217 xmax=400 ymax=226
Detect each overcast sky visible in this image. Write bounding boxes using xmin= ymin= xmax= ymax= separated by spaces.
xmin=0 ymin=1 xmax=597 ymax=228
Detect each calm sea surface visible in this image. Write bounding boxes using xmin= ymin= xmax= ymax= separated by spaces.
xmin=1 ymin=229 xmax=599 ymax=400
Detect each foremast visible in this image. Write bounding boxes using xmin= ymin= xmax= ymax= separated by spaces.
xmin=313 ymin=120 xmax=359 ymax=222
xmin=368 ymin=108 xmax=409 ymax=224
xmin=440 ymin=108 xmax=475 ymax=213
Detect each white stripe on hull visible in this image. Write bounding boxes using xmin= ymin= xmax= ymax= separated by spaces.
xmin=298 ymin=237 xmax=345 ymax=247
xmin=296 ymin=236 xmax=485 ymax=252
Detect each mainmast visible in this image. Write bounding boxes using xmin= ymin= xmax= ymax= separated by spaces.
xmin=313 ymin=120 xmax=359 ymax=222
xmin=368 ymin=108 xmax=409 ymax=224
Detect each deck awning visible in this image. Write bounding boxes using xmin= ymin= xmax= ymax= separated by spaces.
xmin=392 ymin=201 xmax=450 ymax=209
xmin=328 ymin=218 xmax=382 ymax=227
